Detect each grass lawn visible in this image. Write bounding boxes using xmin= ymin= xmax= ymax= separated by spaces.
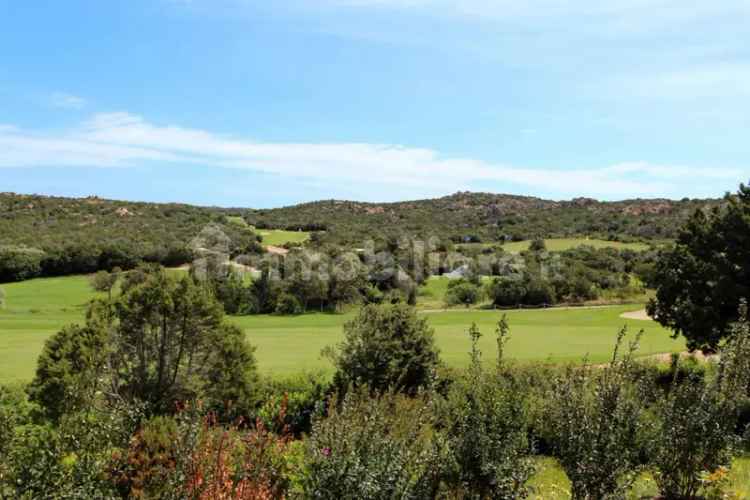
xmin=529 ymin=456 xmax=750 ymax=498
xmin=459 ymin=238 xmax=650 ymax=253
xmin=258 ymin=229 xmax=310 ymax=246
xmin=0 ymin=275 xmax=683 ymax=382
xmin=504 ymin=238 xmax=650 ymax=253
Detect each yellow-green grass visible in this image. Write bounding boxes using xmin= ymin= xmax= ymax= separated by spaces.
xmin=0 ymin=275 xmax=683 ymax=382
xmin=529 ymin=456 xmax=750 ymax=498
xmin=503 ymin=238 xmax=650 ymax=253
xmin=458 ymin=238 xmax=650 ymax=253
xmin=258 ymin=229 xmax=310 ymax=246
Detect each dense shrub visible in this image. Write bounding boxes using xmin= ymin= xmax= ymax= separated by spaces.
xmin=257 ymin=372 xmax=330 ymax=436
xmin=326 ymin=303 xmax=441 ymax=395
xmin=545 ymin=328 xmax=649 ymax=499
xmin=2 ymin=401 xmax=141 ymax=498
xmin=0 ymin=245 xmax=44 ymax=282
xmin=184 ymin=416 xmax=291 ymax=500
xmin=275 ymin=292 xmax=304 ymax=315
xmin=444 ymin=278 xmax=482 ymax=307
xmin=486 ymin=277 xmax=527 ymax=307
xmin=651 ymin=308 xmax=750 ymax=498
xmin=108 ymin=408 xmax=292 ymax=500
xmin=650 ymin=376 xmax=737 ymax=499
xmin=27 ymin=324 xmax=109 ymax=422
xmin=298 ymin=389 xmax=446 ymax=499
xmin=437 ymin=319 xmax=533 ymax=498
xmin=109 ymin=415 xmax=181 ymax=498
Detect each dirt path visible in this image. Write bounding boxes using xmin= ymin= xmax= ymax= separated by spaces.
xmin=265 ymin=245 xmax=289 ymax=256
xmin=620 ymin=309 xmax=651 ymax=321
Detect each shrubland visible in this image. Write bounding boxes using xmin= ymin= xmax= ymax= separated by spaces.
xmin=2 ymin=267 xmax=749 ymax=498
xmin=3 ymin=184 xmax=750 ymax=497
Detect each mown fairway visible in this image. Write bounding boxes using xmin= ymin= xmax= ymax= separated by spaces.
xmin=258 ymin=229 xmax=310 ymax=246
xmin=459 ymin=238 xmax=650 ymax=253
xmin=0 ymin=275 xmax=683 ymax=382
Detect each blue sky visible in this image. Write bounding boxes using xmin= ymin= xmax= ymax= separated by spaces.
xmin=0 ymin=0 xmax=748 ymax=207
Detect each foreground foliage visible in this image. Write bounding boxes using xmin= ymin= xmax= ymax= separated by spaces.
xmin=28 ymin=265 xmax=259 ymax=420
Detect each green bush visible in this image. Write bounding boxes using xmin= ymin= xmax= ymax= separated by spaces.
xmin=298 ymin=389 xmax=446 ymax=499
xmin=27 ymin=324 xmax=109 ymax=422
xmin=0 ymin=384 xmax=37 ymax=493
xmin=437 ymin=318 xmax=533 ymax=498
xmin=257 ymin=372 xmax=330 ymax=436
xmin=444 ymin=279 xmax=482 ymax=307
xmin=1 ymin=403 xmax=136 ymax=499
xmin=651 ymin=308 xmax=750 ymax=498
xmin=650 ymin=375 xmax=737 ymax=499
xmin=326 ymin=303 xmax=441 ymax=395
xmin=545 ymin=328 xmax=649 ymax=499
xmin=0 ymin=245 xmax=44 ymax=282
xmin=486 ymin=277 xmax=527 ymax=307
xmin=275 ymin=292 xmax=304 ymax=315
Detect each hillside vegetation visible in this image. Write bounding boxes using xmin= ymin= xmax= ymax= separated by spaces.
xmin=0 ymin=193 xmax=260 ymax=281
xmin=248 ymin=192 xmax=723 ymax=246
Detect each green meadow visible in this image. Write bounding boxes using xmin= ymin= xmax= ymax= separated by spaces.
xmin=459 ymin=238 xmax=650 ymax=253
xmin=0 ymin=275 xmax=683 ymax=383
xmin=258 ymin=229 xmax=311 ymax=246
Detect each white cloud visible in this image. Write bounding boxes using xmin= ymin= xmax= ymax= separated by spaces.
xmin=0 ymin=112 xmax=742 ymax=199
xmin=49 ymin=92 xmax=87 ymax=110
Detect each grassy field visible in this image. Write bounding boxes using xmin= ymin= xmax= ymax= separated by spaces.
xmin=504 ymin=238 xmax=650 ymax=253
xmin=0 ymin=275 xmax=683 ymax=382
xmin=459 ymin=238 xmax=651 ymax=253
xmin=529 ymin=456 xmax=750 ymax=499
xmin=258 ymin=229 xmax=310 ymax=246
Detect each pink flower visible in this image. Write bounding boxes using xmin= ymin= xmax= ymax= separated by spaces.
xmin=322 ymin=447 xmax=331 ymax=457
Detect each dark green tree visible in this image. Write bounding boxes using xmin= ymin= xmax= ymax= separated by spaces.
xmin=445 ymin=279 xmax=482 ymax=308
xmin=326 ymin=303 xmax=440 ymax=394
xmin=529 ymin=238 xmax=547 ymax=252
xmin=486 ymin=277 xmax=527 ymax=307
xmin=27 ymin=324 xmax=109 ymax=421
xmin=29 ymin=266 xmax=259 ymax=418
xmin=648 ymin=183 xmax=750 ymax=351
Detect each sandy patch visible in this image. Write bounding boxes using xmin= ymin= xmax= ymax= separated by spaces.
xmin=620 ymin=309 xmax=651 ymax=321
xmin=266 ymin=245 xmax=289 ymax=256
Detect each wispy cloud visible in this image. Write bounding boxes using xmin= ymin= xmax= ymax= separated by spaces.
xmin=48 ymin=92 xmax=87 ymax=110
xmin=0 ymin=112 xmax=742 ymax=200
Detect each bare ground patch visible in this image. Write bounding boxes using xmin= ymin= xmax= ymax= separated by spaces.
xmin=620 ymin=309 xmax=651 ymax=321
